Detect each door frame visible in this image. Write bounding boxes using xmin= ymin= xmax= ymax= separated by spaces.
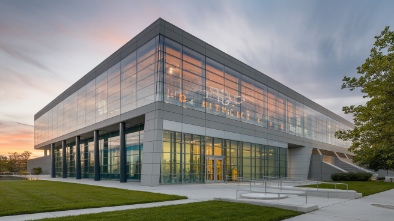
xmin=205 ymin=156 xmax=224 ymax=183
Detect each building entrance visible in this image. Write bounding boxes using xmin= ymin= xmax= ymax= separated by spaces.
xmin=205 ymin=156 xmax=224 ymax=182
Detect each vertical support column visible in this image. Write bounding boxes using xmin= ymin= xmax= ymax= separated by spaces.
xmin=94 ymin=130 xmax=100 ymax=181
xmin=51 ymin=143 xmax=55 ymax=178
xmin=44 ymin=148 xmax=48 ymax=156
xmin=120 ymin=122 xmax=127 ymax=183
xmin=76 ymin=136 xmax=81 ymax=179
xmin=62 ymin=140 xmax=67 ymax=178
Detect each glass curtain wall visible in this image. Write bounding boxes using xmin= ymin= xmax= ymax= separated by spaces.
xmin=35 ymin=36 xmax=159 ymax=146
xmin=54 ymin=125 xmax=144 ymax=180
xmin=81 ymin=139 xmax=94 ymax=178
xmin=66 ymin=143 xmax=76 ymax=177
xmin=54 ymin=146 xmax=62 ymax=177
xmin=158 ymin=36 xmax=351 ymax=148
xmin=161 ymin=130 xmax=287 ymax=184
xmin=35 ymin=34 xmax=352 ymax=149
xmin=162 ymin=131 xmax=204 ymax=184
xmin=99 ymin=131 xmax=120 ymax=180
xmin=125 ymin=125 xmax=144 ymax=181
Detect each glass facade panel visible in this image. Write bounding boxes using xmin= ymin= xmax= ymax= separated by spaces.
xmin=81 ymin=139 xmax=94 ymax=178
xmin=156 ymin=35 xmax=352 ymax=148
xmin=125 ymin=125 xmax=144 ymax=181
xmin=36 ymin=33 xmax=353 ymax=184
xmin=54 ymin=146 xmax=62 ymax=177
xmin=35 ymin=36 xmax=159 ymax=145
xmin=56 ymin=125 xmax=143 ymax=180
xmin=161 ymin=130 xmax=287 ymax=184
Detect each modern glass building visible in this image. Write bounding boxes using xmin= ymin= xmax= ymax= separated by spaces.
xmin=34 ymin=18 xmax=355 ymax=186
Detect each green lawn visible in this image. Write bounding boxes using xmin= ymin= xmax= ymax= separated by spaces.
xmin=39 ymin=200 xmax=302 ymax=221
xmin=0 ymin=180 xmax=186 ymax=216
xmin=300 ymin=181 xmax=394 ymax=196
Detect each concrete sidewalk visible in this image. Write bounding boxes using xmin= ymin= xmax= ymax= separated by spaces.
xmin=2 ymin=177 xmax=394 ymax=220
xmin=284 ymin=189 xmax=394 ymax=221
xmin=0 ymin=199 xmax=200 ymax=221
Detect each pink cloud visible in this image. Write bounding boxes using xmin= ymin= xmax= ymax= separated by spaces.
xmin=0 ymin=121 xmax=42 ymax=158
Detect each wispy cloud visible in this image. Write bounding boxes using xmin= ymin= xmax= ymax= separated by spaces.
xmin=10 ymin=121 xmax=34 ymax=127
xmin=0 ymin=0 xmax=393 ymax=156
xmin=0 ymin=121 xmax=40 ymax=157
xmin=0 ymin=44 xmax=52 ymax=72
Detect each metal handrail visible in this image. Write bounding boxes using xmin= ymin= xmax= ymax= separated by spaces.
xmin=309 ymin=181 xmax=348 ymax=191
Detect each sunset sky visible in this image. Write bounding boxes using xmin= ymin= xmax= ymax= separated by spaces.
xmin=1 ymin=0 xmax=393 ymax=158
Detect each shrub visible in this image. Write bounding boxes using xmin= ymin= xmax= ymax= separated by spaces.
xmin=331 ymin=172 xmax=372 ymax=181
xmin=31 ymin=167 xmax=43 ymax=175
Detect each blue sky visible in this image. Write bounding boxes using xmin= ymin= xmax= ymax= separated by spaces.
xmin=0 ymin=0 xmax=393 ymax=157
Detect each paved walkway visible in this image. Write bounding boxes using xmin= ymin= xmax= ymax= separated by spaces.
xmin=1 ymin=199 xmax=198 ymax=221
xmin=1 ymin=176 xmax=394 ymax=220
xmin=285 ymin=189 xmax=394 ymax=221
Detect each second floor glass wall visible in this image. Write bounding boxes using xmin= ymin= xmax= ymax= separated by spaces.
xmin=35 ymin=34 xmax=352 ymax=148
xmin=159 ymin=36 xmax=352 ymax=148
xmin=35 ymin=36 xmax=159 ymax=145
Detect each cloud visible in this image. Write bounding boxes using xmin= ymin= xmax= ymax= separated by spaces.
xmin=0 ymin=0 xmax=394 ymax=156
xmin=0 ymin=43 xmax=52 ymax=72
xmin=0 ymin=121 xmax=41 ymax=158
xmin=10 ymin=121 xmax=34 ymax=127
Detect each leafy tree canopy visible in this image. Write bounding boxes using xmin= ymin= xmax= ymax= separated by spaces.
xmin=336 ymin=26 xmax=394 ymax=171
xmin=0 ymin=151 xmax=31 ymax=172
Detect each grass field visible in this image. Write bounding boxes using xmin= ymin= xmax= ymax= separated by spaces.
xmin=300 ymin=181 xmax=394 ymax=196
xmin=39 ymin=200 xmax=302 ymax=221
xmin=0 ymin=180 xmax=186 ymax=216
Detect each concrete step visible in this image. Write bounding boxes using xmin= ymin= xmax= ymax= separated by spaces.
xmin=333 ymin=160 xmax=366 ymax=173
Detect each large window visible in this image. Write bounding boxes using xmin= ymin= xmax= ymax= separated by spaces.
xmin=34 ymin=34 xmax=352 ymax=149
xmin=159 ymin=35 xmax=352 ymax=148
xmin=54 ymin=146 xmax=62 ymax=177
xmin=99 ymin=131 xmax=120 ymax=180
xmin=58 ymin=125 xmax=144 ymax=180
xmin=161 ymin=130 xmax=287 ymax=184
xmin=35 ymin=36 xmax=159 ymax=145
xmin=126 ymin=125 xmax=144 ymax=181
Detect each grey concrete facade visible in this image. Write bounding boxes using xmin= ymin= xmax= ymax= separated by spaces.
xmin=309 ymin=155 xmax=345 ymax=181
xmin=27 ymin=156 xmax=51 ymax=175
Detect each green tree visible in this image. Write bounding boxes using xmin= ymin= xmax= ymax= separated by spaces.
xmin=31 ymin=167 xmax=42 ymax=175
xmin=336 ymin=26 xmax=394 ymax=172
xmin=0 ymin=156 xmax=8 ymax=172
xmin=7 ymin=151 xmax=31 ymax=172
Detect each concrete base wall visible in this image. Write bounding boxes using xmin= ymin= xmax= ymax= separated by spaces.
xmin=288 ymin=146 xmax=312 ymax=180
xmin=309 ymin=155 xmax=343 ymax=181
xmin=27 ymin=156 xmax=51 ymax=174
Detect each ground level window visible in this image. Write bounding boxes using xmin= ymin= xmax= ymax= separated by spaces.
xmin=161 ymin=130 xmax=287 ymax=184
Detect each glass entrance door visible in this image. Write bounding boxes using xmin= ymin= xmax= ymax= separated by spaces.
xmin=205 ymin=157 xmax=224 ymax=182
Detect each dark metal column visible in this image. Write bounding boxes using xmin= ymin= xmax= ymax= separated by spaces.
xmin=120 ymin=122 xmax=127 ymax=183
xmin=51 ymin=143 xmax=55 ymax=178
xmin=94 ymin=130 xmax=100 ymax=181
xmin=76 ymin=136 xmax=81 ymax=179
xmin=62 ymin=140 xmax=67 ymax=178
